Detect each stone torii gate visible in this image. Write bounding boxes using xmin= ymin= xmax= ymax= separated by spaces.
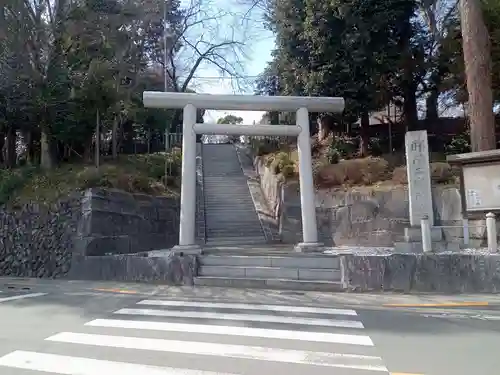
xmin=142 ymin=92 xmax=345 ymax=253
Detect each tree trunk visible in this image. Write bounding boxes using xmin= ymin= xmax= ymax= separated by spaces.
xmin=112 ymin=116 xmax=118 ymax=159
xmin=0 ymin=130 xmax=5 ymax=167
xmin=40 ymin=130 xmax=54 ymax=169
xmin=426 ymin=72 xmax=440 ymax=120
xmin=359 ymin=111 xmax=369 ymax=157
xmin=5 ymin=127 xmax=16 ymax=168
xmin=459 ymin=0 xmax=496 ymax=151
xmin=26 ymin=130 xmax=35 ymax=164
xmin=318 ymin=116 xmax=335 ymax=141
xmin=95 ymin=109 xmax=100 ymax=168
xmin=403 ymin=81 xmax=419 ymax=131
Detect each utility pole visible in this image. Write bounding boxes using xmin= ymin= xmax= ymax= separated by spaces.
xmin=163 ymin=0 xmax=171 ymax=180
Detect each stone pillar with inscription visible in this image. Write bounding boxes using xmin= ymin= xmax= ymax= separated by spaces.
xmin=394 ymin=130 xmax=443 ymax=252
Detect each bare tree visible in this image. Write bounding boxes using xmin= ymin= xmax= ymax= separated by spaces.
xmin=162 ymin=0 xmax=249 ymax=94
xmin=418 ymin=0 xmax=459 ymax=119
xmin=459 ymin=0 xmax=496 ymax=151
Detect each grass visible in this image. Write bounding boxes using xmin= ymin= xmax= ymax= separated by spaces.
xmin=1 ymin=150 xmax=182 ymax=206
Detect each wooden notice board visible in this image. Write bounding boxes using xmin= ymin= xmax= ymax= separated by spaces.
xmin=462 ymin=163 xmax=500 ymax=212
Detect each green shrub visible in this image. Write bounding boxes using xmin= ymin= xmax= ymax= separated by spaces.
xmin=280 ymin=164 xmax=295 ymax=179
xmin=326 ymin=147 xmax=340 ymax=164
xmin=446 ymin=133 xmax=471 ymax=155
xmin=269 ymin=152 xmax=293 ymax=175
xmin=0 ymin=166 xmax=37 ymax=205
xmin=264 ymin=155 xmax=275 ymax=167
xmin=368 ymin=137 xmax=384 ymax=156
xmin=327 ymin=136 xmax=357 ymax=163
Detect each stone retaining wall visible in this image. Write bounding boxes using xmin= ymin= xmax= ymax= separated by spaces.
xmin=76 ymin=188 xmax=180 ymax=256
xmin=0 ymin=195 xmax=82 ymax=278
xmin=253 ymin=153 xmax=490 ymax=247
xmin=67 ymin=253 xmax=197 ymax=284
xmin=341 ymin=253 xmax=500 ymax=293
xmin=0 ymin=188 xmax=183 ymax=282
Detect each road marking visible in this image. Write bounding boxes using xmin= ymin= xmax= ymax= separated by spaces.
xmin=47 ymin=332 xmax=387 ymax=371
xmin=136 ymin=300 xmax=358 ymax=316
xmin=114 ymin=308 xmax=365 ymax=329
xmin=94 ymin=288 xmax=139 ymax=294
xmin=391 ymin=373 xmax=425 ymax=375
xmin=0 ymin=292 xmax=47 ymax=303
xmin=383 ymin=302 xmax=489 ymax=308
xmin=85 ymin=318 xmax=374 ymax=346
xmin=423 ymin=312 xmax=500 ymax=321
xmin=0 ymin=350 xmax=233 ymax=375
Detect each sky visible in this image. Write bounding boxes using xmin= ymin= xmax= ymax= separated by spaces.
xmin=185 ymin=0 xmax=275 ymax=125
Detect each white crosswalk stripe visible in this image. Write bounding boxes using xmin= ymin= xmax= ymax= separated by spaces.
xmin=0 ymin=299 xmax=389 ymax=374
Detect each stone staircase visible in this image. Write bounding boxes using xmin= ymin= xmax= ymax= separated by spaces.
xmin=202 ymin=144 xmax=267 ymax=246
xmin=194 ymin=246 xmax=343 ymax=291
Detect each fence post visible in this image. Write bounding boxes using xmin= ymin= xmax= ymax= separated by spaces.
xmin=486 ymin=212 xmax=497 ymax=252
xmin=421 ymin=215 xmax=432 ymax=253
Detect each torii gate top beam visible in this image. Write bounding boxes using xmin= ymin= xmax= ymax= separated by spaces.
xmin=143 ymin=91 xmax=345 ymax=112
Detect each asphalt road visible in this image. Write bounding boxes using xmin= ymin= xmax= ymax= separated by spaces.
xmin=0 ymin=279 xmax=498 ymax=375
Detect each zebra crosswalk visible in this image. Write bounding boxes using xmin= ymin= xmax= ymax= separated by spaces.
xmin=0 ymin=299 xmax=389 ymax=374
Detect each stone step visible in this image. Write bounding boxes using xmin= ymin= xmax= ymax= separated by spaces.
xmin=206 ymin=226 xmax=262 ymax=230
xmin=204 ymin=193 xmax=252 ymax=197
xmin=204 ymin=203 xmax=255 ymax=207
xmin=205 ymin=225 xmax=262 ymax=229
xmin=200 ymin=255 xmax=341 ymax=268
xmin=205 ymin=236 xmax=265 ymax=241
xmin=205 ymin=234 xmax=265 ymax=240
xmin=204 ymin=182 xmax=246 ymax=184
xmin=205 ymin=238 xmax=267 ymax=245
xmin=204 ymin=187 xmax=250 ymax=190
xmin=205 ymin=218 xmax=261 ymax=223
xmin=194 ymin=276 xmax=344 ymax=291
xmin=199 ymin=265 xmax=341 ymax=281
xmin=206 ymin=227 xmax=262 ymax=231
xmin=204 ymin=207 xmax=256 ymax=211
xmin=204 ymin=188 xmax=251 ymax=192
xmin=204 ymin=198 xmax=254 ymax=202
xmin=204 ymin=180 xmax=248 ymax=184
xmin=204 ymin=192 xmax=252 ymax=195
xmin=205 ymin=199 xmax=252 ymax=203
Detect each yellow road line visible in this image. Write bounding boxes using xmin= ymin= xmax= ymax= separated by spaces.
xmin=93 ymin=288 xmax=139 ymax=295
xmin=383 ymin=301 xmax=489 ymax=308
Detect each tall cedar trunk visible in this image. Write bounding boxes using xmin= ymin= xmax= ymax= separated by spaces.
xmin=399 ymin=17 xmax=419 ymax=131
xmin=112 ymin=116 xmax=118 ymax=159
xmin=41 ymin=0 xmax=68 ymax=169
xmin=426 ymin=90 xmax=439 ymax=120
xmin=40 ymin=131 xmax=54 ymax=169
xmin=459 ymin=0 xmax=496 ymax=151
xmin=95 ymin=109 xmax=100 ymax=168
xmin=359 ymin=111 xmax=369 ymax=157
xmin=403 ymin=80 xmax=419 ymax=130
xmin=5 ymin=127 xmax=16 ymax=168
xmin=426 ymin=71 xmax=441 ymax=120
xmin=0 ymin=131 xmax=4 ymax=166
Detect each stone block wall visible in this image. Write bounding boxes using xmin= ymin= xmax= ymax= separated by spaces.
xmin=254 ymin=154 xmax=491 ymax=247
xmin=76 ymin=188 xmax=180 ymax=256
xmin=0 ymin=188 xmax=182 ymax=279
xmin=0 ymin=195 xmax=82 ymax=278
xmin=341 ymin=253 xmax=500 ymax=293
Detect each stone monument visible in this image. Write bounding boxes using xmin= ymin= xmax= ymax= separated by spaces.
xmin=406 ymin=130 xmax=434 ymax=227
xmin=394 ymin=130 xmax=443 ymax=252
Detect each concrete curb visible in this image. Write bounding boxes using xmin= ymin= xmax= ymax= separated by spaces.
xmin=66 ymin=253 xmax=198 ymax=285
xmin=64 ymin=252 xmax=500 ymax=294
xmin=341 ymin=253 xmax=500 ymax=293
